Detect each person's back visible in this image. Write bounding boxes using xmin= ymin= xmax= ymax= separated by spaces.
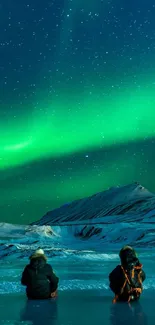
xmin=109 ymin=246 xmax=146 ymax=303
xmin=21 ymin=249 xmax=59 ymax=299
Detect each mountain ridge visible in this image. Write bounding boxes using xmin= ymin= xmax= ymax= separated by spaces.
xmin=0 ymin=182 xmax=155 ymax=261
xmin=32 ymin=182 xmax=155 ymax=226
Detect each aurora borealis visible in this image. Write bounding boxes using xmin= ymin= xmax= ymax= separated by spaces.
xmin=0 ymin=0 xmax=155 ymax=224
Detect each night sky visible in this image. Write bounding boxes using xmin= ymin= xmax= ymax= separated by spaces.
xmin=0 ymin=0 xmax=155 ymax=224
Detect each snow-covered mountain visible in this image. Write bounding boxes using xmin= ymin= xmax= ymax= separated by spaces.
xmin=1 ymin=183 xmax=155 ymax=260
xmin=31 ymin=182 xmax=155 ymax=246
xmin=32 ymin=183 xmax=155 ymax=226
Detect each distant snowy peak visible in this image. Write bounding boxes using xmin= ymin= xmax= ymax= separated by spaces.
xmin=32 ymin=183 xmax=155 ymax=226
xmin=1 ymin=183 xmax=155 ymax=262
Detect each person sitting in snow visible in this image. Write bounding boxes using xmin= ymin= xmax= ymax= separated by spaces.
xmin=109 ymin=246 xmax=146 ymax=303
xmin=21 ymin=248 xmax=59 ymax=300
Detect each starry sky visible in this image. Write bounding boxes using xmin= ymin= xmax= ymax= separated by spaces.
xmin=0 ymin=0 xmax=155 ymax=224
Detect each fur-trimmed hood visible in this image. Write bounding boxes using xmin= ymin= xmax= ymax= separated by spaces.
xmin=29 ymin=249 xmax=47 ymax=263
xmin=29 ymin=253 xmax=47 ymax=261
xmin=119 ymin=246 xmax=137 ymax=258
xmin=119 ymin=246 xmax=138 ymax=268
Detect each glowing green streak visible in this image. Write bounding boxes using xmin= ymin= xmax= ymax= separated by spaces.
xmin=0 ymin=86 xmax=155 ymax=169
xmin=4 ymin=138 xmax=33 ymax=151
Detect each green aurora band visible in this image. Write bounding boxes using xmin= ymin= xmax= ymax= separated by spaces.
xmin=1 ymin=0 xmax=155 ymax=224
xmin=1 ymin=85 xmax=155 ymax=170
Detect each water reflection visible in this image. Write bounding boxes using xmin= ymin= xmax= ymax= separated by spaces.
xmin=20 ymin=299 xmax=58 ymax=325
xmin=110 ymin=301 xmax=148 ymax=325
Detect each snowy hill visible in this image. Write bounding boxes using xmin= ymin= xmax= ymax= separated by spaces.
xmin=30 ymin=182 xmax=155 ymax=250
xmin=1 ymin=183 xmax=155 ymax=260
xmin=31 ymin=183 xmax=155 ymax=248
xmin=32 ymin=183 xmax=155 ymax=226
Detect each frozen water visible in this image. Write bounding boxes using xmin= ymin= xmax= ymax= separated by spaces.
xmin=0 ymin=250 xmax=154 ymax=325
